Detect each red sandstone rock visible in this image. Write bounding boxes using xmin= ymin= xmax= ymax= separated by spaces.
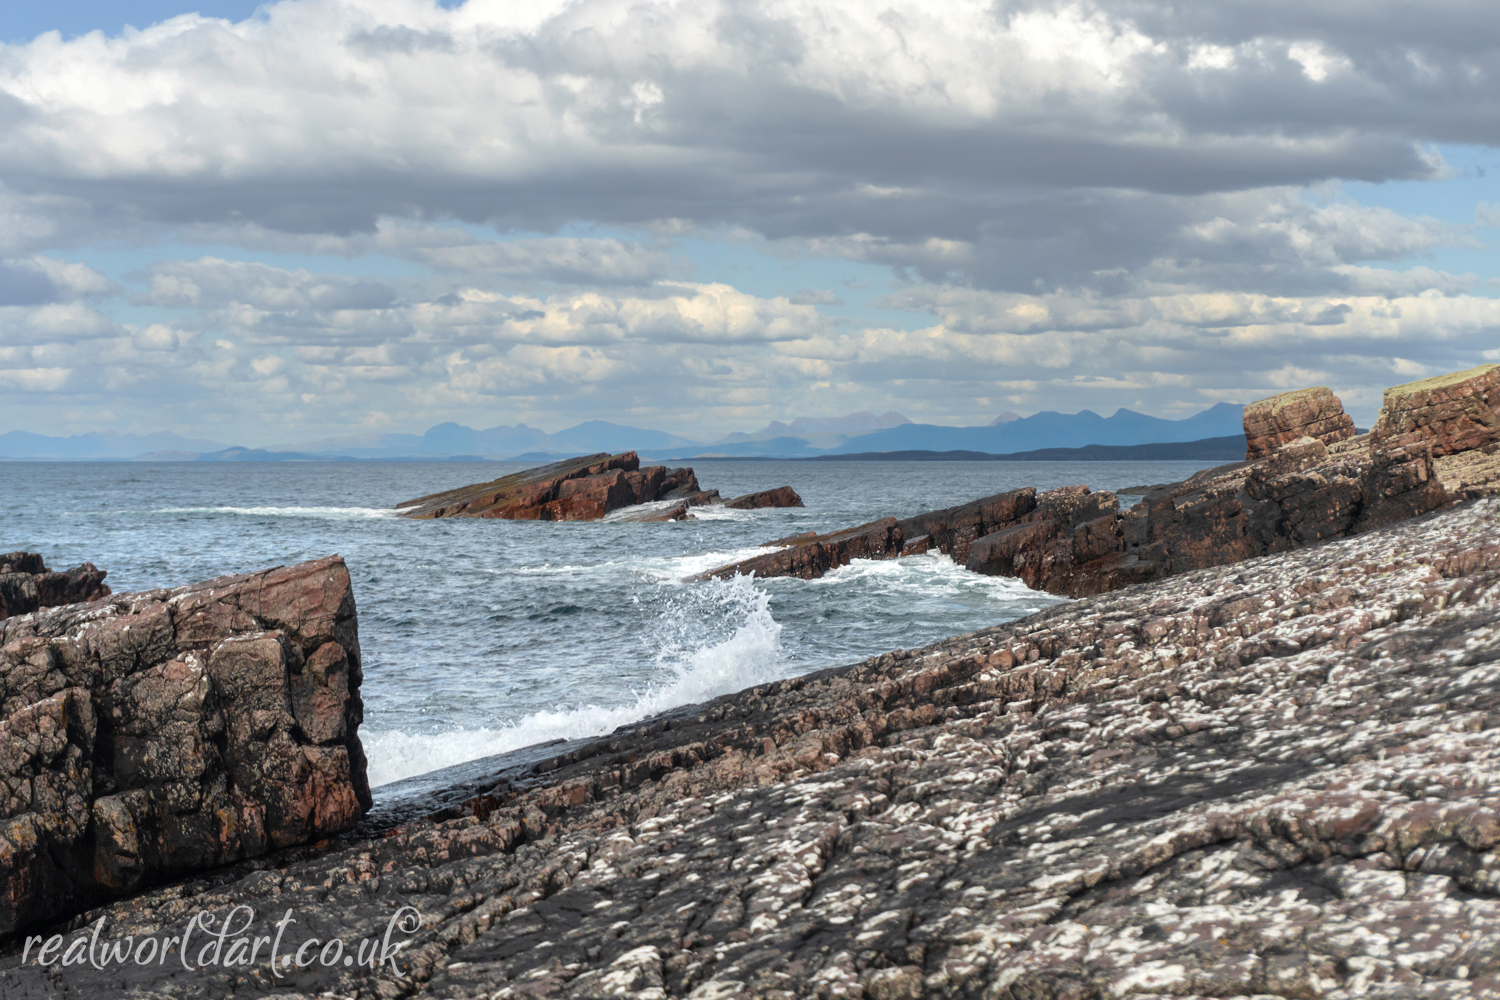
xmin=1371 ymin=363 xmax=1500 ymax=456
xmin=723 ymin=486 xmax=804 ymax=509
xmin=395 ymin=453 xmax=772 ymax=521
xmin=704 ymin=422 xmax=1448 ymax=598
xmin=703 ymin=518 xmax=904 ymax=580
xmin=0 ymin=552 xmax=110 ymax=621
xmin=1242 ymin=385 xmax=1357 ymax=460
xmin=0 ymin=556 xmax=368 ymax=935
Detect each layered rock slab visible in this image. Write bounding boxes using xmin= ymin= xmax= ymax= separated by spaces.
xmin=1373 ymin=362 xmax=1500 ymax=456
xmin=10 ymin=500 xmax=1500 ymax=997
xmin=1242 ymin=384 xmax=1357 ymax=460
xmin=0 ymin=556 xmax=369 ymax=936
xmin=0 ymin=552 xmax=110 ymax=622
xmin=395 ymin=452 xmax=801 ymax=522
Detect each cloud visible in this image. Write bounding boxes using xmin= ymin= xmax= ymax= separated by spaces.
xmin=2 ymin=0 xmax=1499 ymax=438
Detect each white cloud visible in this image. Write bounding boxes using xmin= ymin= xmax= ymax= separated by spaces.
xmin=2 ymin=0 xmax=1499 ymax=438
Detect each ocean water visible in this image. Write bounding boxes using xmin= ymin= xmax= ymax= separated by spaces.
xmin=7 ymin=459 xmax=1208 ymax=791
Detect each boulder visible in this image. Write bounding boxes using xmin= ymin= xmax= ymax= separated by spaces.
xmin=723 ymin=486 xmax=804 ymax=510
xmin=0 ymin=556 xmax=368 ymax=936
xmin=1372 ymin=362 xmax=1500 ymax=456
xmin=0 ymin=552 xmax=110 ymax=621
xmin=11 ymin=498 xmax=1500 ymax=998
xmin=1242 ymin=385 xmax=1356 ymax=460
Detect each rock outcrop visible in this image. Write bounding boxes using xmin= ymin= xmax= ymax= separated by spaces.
xmin=705 ymin=375 xmax=1472 ymax=596
xmin=0 ymin=556 xmax=369 ymax=937
xmin=396 ymin=452 xmax=801 ymax=522
xmin=0 ymin=552 xmax=110 ymax=622
xmin=1372 ymin=362 xmax=1500 ymax=456
xmin=1242 ymin=385 xmax=1357 ymax=460
xmin=9 ymin=498 xmax=1500 ymax=998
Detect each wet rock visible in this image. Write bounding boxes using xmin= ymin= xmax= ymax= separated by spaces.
xmin=1243 ymin=385 xmax=1357 ymax=460
xmin=0 ymin=552 xmax=110 ymax=622
xmin=11 ymin=499 xmax=1500 ymax=998
xmin=1373 ymin=362 xmax=1500 ymax=457
xmin=0 ymin=556 xmax=368 ymax=937
xmin=724 ymin=486 xmax=804 ymax=510
xmin=703 ymin=518 xmax=904 ymax=580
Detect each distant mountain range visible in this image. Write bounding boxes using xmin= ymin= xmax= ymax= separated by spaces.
xmin=2 ymin=404 xmax=1248 ymax=461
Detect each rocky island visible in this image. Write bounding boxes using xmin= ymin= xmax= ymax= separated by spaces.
xmin=395 ymin=451 xmax=802 ymax=521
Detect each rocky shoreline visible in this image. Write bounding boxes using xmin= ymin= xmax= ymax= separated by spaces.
xmin=0 ymin=493 xmax=1498 ymax=996
xmin=3 ymin=365 xmax=1500 ymax=997
xmin=702 ymin=366 xmax=1499 ymax=598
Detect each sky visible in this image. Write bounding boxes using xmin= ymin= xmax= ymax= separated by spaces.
xmin=2 ymin=0 xmax=1499 ymax=445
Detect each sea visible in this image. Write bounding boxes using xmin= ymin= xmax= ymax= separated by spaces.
xmin=8 ymin=459 xmax=1208 ymax=793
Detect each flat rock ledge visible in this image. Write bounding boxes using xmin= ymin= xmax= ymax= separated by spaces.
xmin=0 ymin=556 xmax=370 ymax=938
xmin=395 ymin=452 xmax=802 ymax=522
xmin=7 ymin=499 xmax=1500 ymax=998
xmin=0 ymin=552 xmax=110 ymax=622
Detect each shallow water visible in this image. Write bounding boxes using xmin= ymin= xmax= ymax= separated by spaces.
xmin=7 ymin=458 xmax=1208 ymax=790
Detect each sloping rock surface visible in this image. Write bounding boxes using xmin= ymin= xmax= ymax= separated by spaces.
xmin=8 ymin=499 xmax=1500 ymax=997
xmin=395 ymin=453 xmax=801 ymax=522
xmin=0 ymin=552 xmax=110 ymax=622
xmin=0 ymin=556 xmax=369 ymax=937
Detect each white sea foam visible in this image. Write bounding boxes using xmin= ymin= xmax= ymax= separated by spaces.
xmin=150 ymin=506 xmax=395 ymax=519
xmin=363 ymin=574 xmax=784 ymax=788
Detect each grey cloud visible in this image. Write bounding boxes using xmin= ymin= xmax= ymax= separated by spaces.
xmin=133 ymin=258 xmax=398 ymax=310
xmin=416 ymin=238 xmax=686 ymax=285
xmin=0 ymin=260 xmax=58 ymax=305
xmin=789 ymin=289 xmax=841 ymax=305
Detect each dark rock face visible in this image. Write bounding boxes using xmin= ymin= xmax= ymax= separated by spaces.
xmin=1242 ymin=385 xmax=1357 ymax=460
xmin=9 ymin=499 xmax=1500 ymax=998
xmin=705 ymin=385 xmax=1457 ymax=598
xmin=0 ymin=552 xmax=110 ymax=622
xmin=0 ymin=556 xmax=369 ymax=937
xmin=395 ymin=453 xmax=801 ymax=522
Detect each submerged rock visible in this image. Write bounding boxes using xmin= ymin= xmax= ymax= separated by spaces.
xmin=395 ymin=452 xmax=801 ymax=522
xmin=0 ymin=556 xmax=369 ymax=937
xmin=9 ymin=499 xmax=1500 ymax=997
xmin=0 ymin=551 xmax=110 ymax=622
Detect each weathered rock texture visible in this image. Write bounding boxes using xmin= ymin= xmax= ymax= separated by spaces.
xmin=1372 ymin=363 xmax=1500 ymax=457
xmin=725 ymin=486 xmax=805 ymax=511
xmin=0 ymin=552 xmax=110 ymax=622
xmin=706 ymin=381 xmax=1465 ymax=597
xmin=10 ymin=498 xmax=1500 ymax=998
xmin=1242 ymin=385 xmax=1357 ymax=461
xmin=396 ymin=453 xmax=801 ymax=522
xmin=0 ymin=556 xmax=369 ymax=937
